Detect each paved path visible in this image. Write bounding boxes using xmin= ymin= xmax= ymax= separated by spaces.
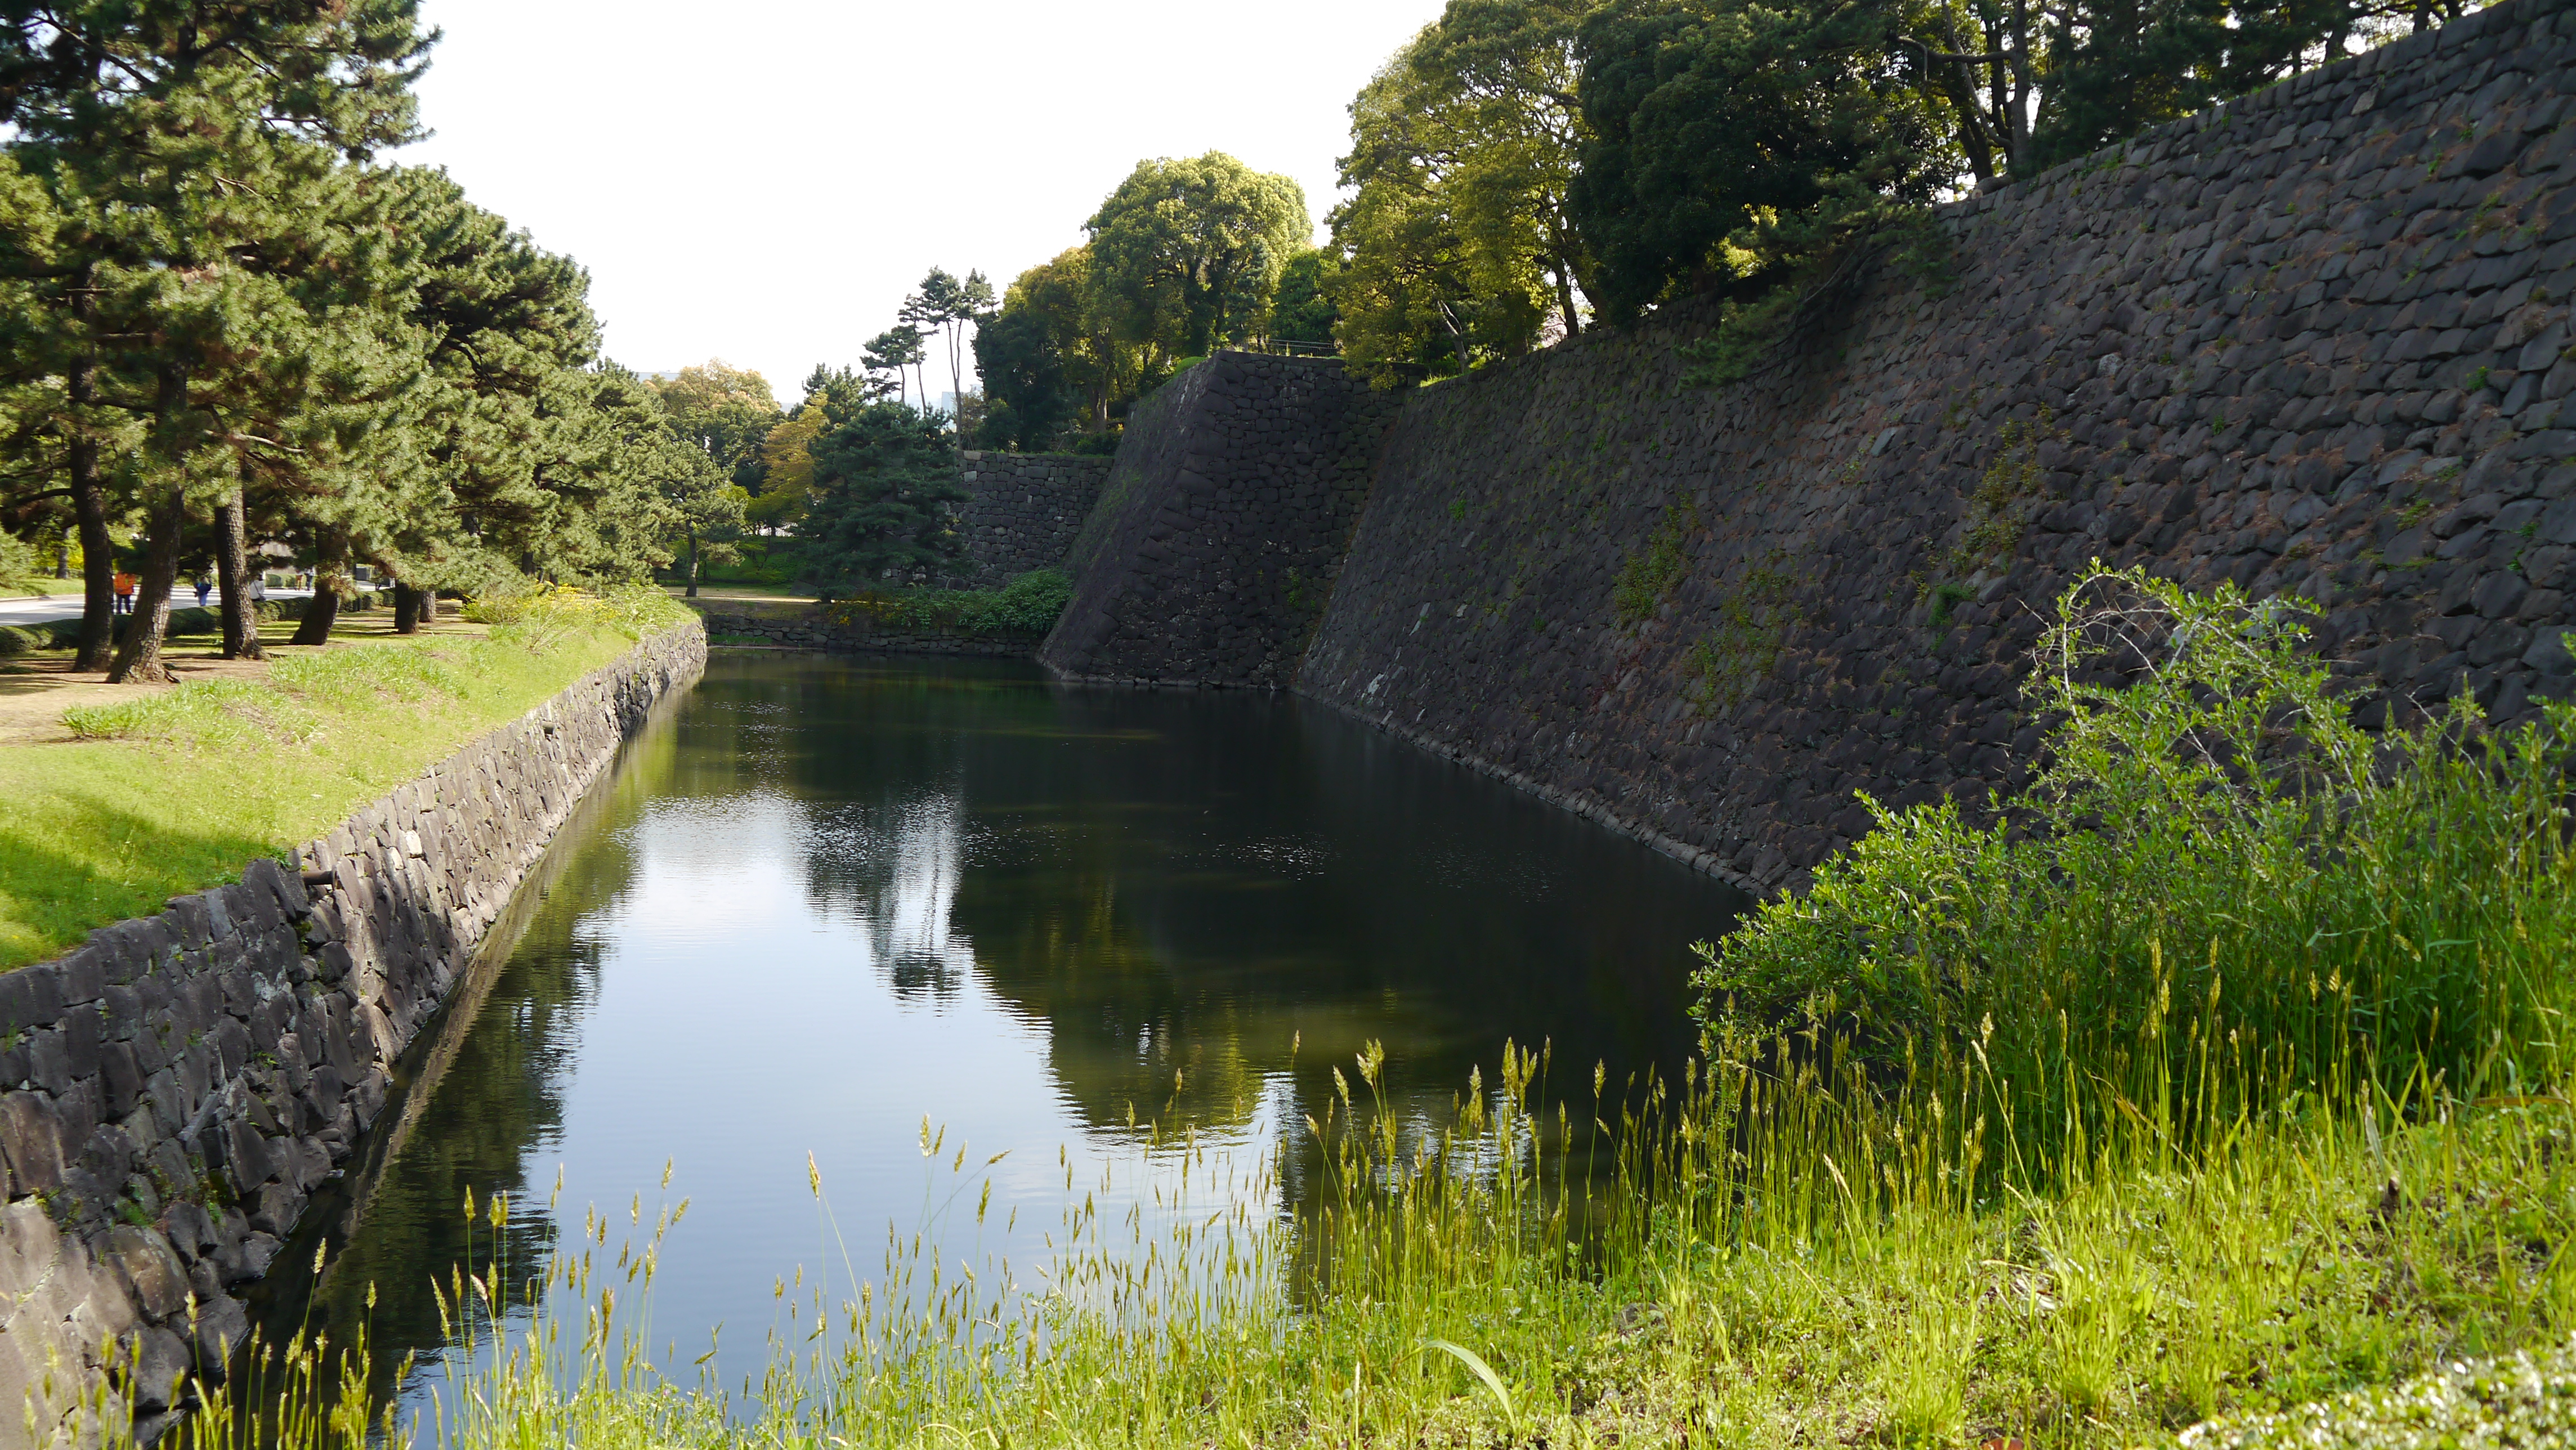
xmin=0 ymin=588 xmax=321 ymax=629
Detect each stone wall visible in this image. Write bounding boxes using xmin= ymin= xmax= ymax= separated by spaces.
xmin=1051 ymin=0 xmax=2576 ymax=897
xmin=1040 ymin=353 xmax=1404 ymax=687
xmin=698 ymin=607 xmax=1034 ymax=657
xmin=0 ymin=623 xmax=705 ymax=1448
xmin=940 ymin=452 xmax=1110 ymax=589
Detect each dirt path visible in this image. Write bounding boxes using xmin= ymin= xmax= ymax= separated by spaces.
xmin=0 ymin=615 xmax=489 ymax=746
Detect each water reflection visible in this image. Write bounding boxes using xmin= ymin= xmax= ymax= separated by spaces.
xmin=273 ymin=652 xmax=1745 ymax=1411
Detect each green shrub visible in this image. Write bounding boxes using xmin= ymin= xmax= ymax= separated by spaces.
xmin=1697 ymin=565 xmax=2576 ymax=1174
xmin=825 ymin=567 xmax=1072 ymax=638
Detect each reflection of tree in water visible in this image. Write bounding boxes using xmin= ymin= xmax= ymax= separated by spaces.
xmin=802 ymin=793 xmax=976 ymax=1004
xmin=938 ymin=678 xmax=1743 ymax=1165
xmin=758 ymin=657 xmax=1069 ymax=1006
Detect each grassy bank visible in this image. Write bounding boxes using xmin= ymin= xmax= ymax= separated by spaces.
xmin=0 ymin=587 xmax=691 ymax=969
xmin=137 ymin=570 xmax=2576 ymax=1447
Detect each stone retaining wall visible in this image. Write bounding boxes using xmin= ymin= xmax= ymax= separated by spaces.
xmin=1043 ymin=0 xmax=2576 ymax=896
xmin=1303 ymin=0 xmax=2576 ymax=895
xmin=0 ymin=623 xmax=705 ymax=1448
xmin=1040 ymin=355 xmax=1403 ymax=687
xmin=940 ymin=452 xmax=1110 ymax=589
xmin=699 ymin=608 xmax=1035 ymax=657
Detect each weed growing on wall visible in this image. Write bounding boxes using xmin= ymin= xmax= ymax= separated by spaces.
xmin=1684 ymin=558 xmax=1799 ymax=711
xmin=1943 ymin=410 xmax=2064 ymax=580
xmin=1611 ymin=503 xmax=1698 ymax=625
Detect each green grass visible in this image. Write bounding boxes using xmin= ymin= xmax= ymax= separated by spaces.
xmin=102 ymin=569 xmax=2576 ymax=1448
xmin=0 ymin=587 xmax=692 ymax=969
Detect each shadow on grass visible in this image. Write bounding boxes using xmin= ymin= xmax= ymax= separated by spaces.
xmin=0 ymin=790 xmax=282 ymax=968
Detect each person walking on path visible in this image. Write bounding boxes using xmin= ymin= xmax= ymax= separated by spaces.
xmin=194 ymin=576 xmax=212 ymax=610
xmin=112 ymin=571 xmax=136 ymax=616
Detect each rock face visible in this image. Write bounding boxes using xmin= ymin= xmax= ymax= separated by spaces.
xmin=0 ymin=624 xmax=704 ymax=1448
xmin=1041 ymin=354 xmax=1405 ymax=686
xmin=940 ymin=452 xmax=1110 ymax=589
xmin=1048 ymin=0 xmax=2576 ymax=897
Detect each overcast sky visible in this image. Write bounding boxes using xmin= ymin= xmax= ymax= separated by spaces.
xmin=397 ymin=0 xmax=1451 ymax=407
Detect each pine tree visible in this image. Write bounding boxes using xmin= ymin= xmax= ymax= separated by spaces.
xmin=798 ymin=404 xmax=964 ymax=601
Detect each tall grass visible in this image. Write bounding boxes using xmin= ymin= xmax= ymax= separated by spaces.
xmin=1699 ymin=566 xmax=2576 ymax=1179
xmin=119 ymin=569 xmax=2576 ymax=1447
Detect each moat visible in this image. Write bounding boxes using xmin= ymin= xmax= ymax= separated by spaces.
xmin=259 ymin=651 xmax=1747 ymax=1409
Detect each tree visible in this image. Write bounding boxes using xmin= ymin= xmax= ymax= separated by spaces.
xmin=2019 ymin=0 xmax=2437 ymax=169
xmin=1270 ymin=248 xmax=1343 ymax=348
xmin=751 ymin=403 xmax=826 ymax=533
xmin=654 ymin=359 xmax=779 ymax=491
xmin=1001 ymin=248 xmax=1141 ymax=434
xmin=386 ymin=166 xmax=618 ymax=600
xmin=1569 ymin=0 xmax=1952 ymax=325
xmin=863 ymin=328 xmax=927 ymax=410
xmin=900 ymin=267 xmax=995 ymax=422
xmin=802 ymin=363 xmax=887 ymax=427
xmin=0 ymin=0 xmax=433 ymax=678
xmin=1564 ymin=0 xmax=2435 ymax=333
xmin=797 ymin=403 xmax=964 ymax=601
xmin=971 ymin=303 xmax=1075 ymax=451
xmin=1332 ymin=55 xmax=1551 ymax=382
xmin=1343 ymin=1 xmax=1596 ymax=359
xmin=1085 ymin=154 xmax=1312 ymax=359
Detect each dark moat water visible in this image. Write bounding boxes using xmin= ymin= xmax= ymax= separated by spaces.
xmin=259 ymin=651 xmax=1745 ymax=1408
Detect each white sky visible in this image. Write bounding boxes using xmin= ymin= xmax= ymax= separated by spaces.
xmin=397 ymin=0 xmax=1451 ymax=408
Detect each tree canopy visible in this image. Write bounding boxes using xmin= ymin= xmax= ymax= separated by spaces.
xmin=0 ymin=3 xmax=745 ymax=676
xmin=1086 ymin=154 xmax=1311 ymax=360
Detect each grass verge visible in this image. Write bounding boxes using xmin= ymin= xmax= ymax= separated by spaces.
xmin=0 ymin=587 xmax=691 ymax=969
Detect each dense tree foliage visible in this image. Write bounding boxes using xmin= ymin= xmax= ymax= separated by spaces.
xmin=1334 ymin=0 xmax=1597 ymax=381
xmin=1086 ymin=154 xmax=1311 ymax=362
xmin=1567 ymin=0 xmax=2454 ymax=329
xmin=967 ymin=155 xmax=1313 ymax=453
xmin=1308 ymin=0 xmax=2467 ymax=382
xmin=0 ymin=2 xmax=753 ymax=675
xmin=798 ymin=404 xmax=964 ymax=600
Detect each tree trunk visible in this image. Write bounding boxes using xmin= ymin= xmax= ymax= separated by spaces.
xmin=393 ymin=580 xmax=424 ymax=633
xmin=214 ymin=489 xmax=263 ymax=660
xmin=67 ymin=343 xmax=117 ymax=672
xmin=107 ymin=486 xmax=185 ymax=684
xmin=686 ymin=531 xmax=701 ymax=598
xmin=290 ymin=533 xmax=347 ymax=646
xmin=70 ymin=444 xmax=115 ymax=672
xmin=422 ymin=587 xmax=438 ymax=624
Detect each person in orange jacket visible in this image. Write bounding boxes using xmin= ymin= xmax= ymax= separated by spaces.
xmin=112 ymin=571 xmax=137 ymax=615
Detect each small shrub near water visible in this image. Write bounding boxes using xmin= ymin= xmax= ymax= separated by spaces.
xmin=1700 ymin=565 xmax=2576 ymax=1167
xmin=825 ymin=567 xmax=1073 ymax=638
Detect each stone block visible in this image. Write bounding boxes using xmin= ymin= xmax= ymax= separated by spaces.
xmin=1 ymin=1091 xmax=69 ymax=1192
xmin=99 ymin=1227 xmax=189 ymax=1321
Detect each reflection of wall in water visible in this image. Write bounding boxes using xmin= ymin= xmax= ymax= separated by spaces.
xmin=253 ymin=694 xmax=685 ymax=1417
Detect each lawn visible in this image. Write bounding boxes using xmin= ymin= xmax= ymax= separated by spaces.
xmin=0 ymin=589 xmax=692 ymax=970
